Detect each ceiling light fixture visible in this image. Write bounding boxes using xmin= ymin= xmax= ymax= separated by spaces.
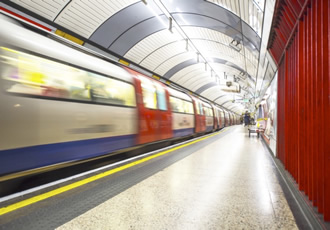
xmin=168 ymin=17 xmax=173 ymax=32
xmin=229 ymin=39 xmax=242 ymax=52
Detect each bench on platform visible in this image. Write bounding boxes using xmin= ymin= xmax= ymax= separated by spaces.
xmin=248 ymin=127 xmax=260 ymax=138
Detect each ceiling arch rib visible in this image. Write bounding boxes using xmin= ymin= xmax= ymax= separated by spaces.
xmin=163 ymin=57 xmax=253 ymax=81
xmin=190 ymin=78 xmax=214 ymax=92
xmin=124 ymin=26 xmax=258 ymax=79
xmin=206 ymin=0 xmax=264 ymax=37
xmin=88 ymin=0 xmax=261 ymax=56
xmin=215 ymin=96 xmax=230 ymax=105
xmin=129 ymin=37 xmax=257 ymax=77
xmin=139 ymin=40 xmax=189 ymax=71
xmin=183 ymin=26 xmax=258 ymax=64
xmin=170 ymin=64 xmax=205 ymax=82
xmin=176 ymin=70 xmax=207 ymax=86
xmin=154 ymin=51 xmax=197 ymax=75
xmin=175 ymin=63 xmax=240 ymax=87
xmin=195 ymin=82 xmax=218 ymax=94
xmin=204 ymin=88 xmax=226 ymax=101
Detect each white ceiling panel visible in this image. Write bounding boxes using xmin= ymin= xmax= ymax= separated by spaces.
xmin=124 ymin=29 xmax=181 ymax=64
xmin=244 ymin=47 xmax=258 ymax=66
xmin=183 ymin=73 xmax=210 ymax=90
xmin=210 ymin=63 xmax=241 ymax=76
xmin=201 ymin=86 xmax=223 ymax=100
xmin=202 ymin=51 xmax=245 ymax=70
xmin=140 ymin=40 xmax=188 ymax=71
xmin=170 ymin=63 xmax=205 ymax=82
xmin=190 ymin=77 xmax=213 ymax=91
xmin=10 ymin=0 xmax=69 ymax=21
xmin=176 ymin=69 xmax=206 ymax=86
xmin=183 ymin=27 xmax=234 ymax=50
xmin=193 ymin=40 xmax=244 ymax=63
xmin=154 ymin=51 xmax=197 ymax=76
xmin=215 ymin=95 xmax=231 ymax=104
xmin=207 ymin=0 xmax=264 ymax=36
xmin=54 ymin=0 xmax=139 ymax=38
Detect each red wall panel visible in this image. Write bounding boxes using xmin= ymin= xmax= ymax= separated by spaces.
xmin=269 ymin=0 xmax=329 ymax=221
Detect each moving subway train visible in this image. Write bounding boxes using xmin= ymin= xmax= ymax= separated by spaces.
xmin=0 ymin=15 xmax=240 ymax=181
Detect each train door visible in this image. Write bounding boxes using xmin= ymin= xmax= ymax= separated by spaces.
xmin=211 ymin=105 xmax=218 ymax=130
xmin=153 ymin=82 xmax=172 ymax=140
xmin=192 ymin=96 xmax=205 ymax=133
xmin=216 ymin=108 xmax=221 ymax=129
xmin=220 ymin=109 xmax=225 ymax=128
xmin=203 ymin=102 xmax=214 ymax=132
xmin=132 ymin=73 xmax=172 ymax=144
xmin=224 ymin=111 xmax=229 ymax=126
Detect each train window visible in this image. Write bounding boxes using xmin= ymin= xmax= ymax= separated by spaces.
xmin=170 ymin=96 xmax=193 ymax=114
xmin=208 ymin=108 xmax=213 ymax=116
xmin=183 ymin=101 xmax=194 ymax=114
xmin=170 ymin=96 xmax=182 ymax=113
xmin=195 ymin=101 xmax=203 ymax=115
xmin=0 ymin=47 xmax=136 ymax=107
xmin=140 ymin=77 xmax=157 ymax=109
xmin=89 ymin=73 xmax=136 ymax=106
xmin=154 ymin=84 xmax=167 ymax=111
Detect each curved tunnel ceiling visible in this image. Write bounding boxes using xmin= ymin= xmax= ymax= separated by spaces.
xmin=7 ymin=0 xmax=266 ymax=113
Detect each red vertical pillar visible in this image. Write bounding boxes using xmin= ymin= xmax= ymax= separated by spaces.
xmin=303 ymin=12 xmax=308 ymax=195
xmin=311 ymin=0 xmax=318 ymax=207
xmin=306 ymin=2 xmax=312 ymax=201
xmin=285 ymin=51 xmax=290 ymax=170
xmin=295 ymin=37 xmax=299 ymax=180
xmin=315 ymin=0 xmax=324 ymax=214
xmin=277 ymin=59 xmax=286 ymax=164
xmin=297 ymin=19 xmax=305 ymax=191
xmin=322 ymin=0 xmax=330 ymax=222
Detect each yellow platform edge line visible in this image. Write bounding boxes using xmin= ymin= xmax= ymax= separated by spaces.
xmin=0 ymin=129 xmax=226 ymax=216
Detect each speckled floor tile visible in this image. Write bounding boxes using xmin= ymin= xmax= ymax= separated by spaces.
xmin=56 ymin=126 xmax=298 ymax=230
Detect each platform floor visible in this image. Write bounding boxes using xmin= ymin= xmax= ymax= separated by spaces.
xmin=0 ymin=126 xmax=299 ymax=229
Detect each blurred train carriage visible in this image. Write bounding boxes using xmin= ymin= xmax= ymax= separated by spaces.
xmin=0 ymin=15 xmax=238 ymax=181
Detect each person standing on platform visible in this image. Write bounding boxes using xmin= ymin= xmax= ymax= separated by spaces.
xmin=244 ymin=111 xmax=250 ymax=127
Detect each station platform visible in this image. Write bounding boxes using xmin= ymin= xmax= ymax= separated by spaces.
xmin=0 ymin=126 xmax=300 ymax=229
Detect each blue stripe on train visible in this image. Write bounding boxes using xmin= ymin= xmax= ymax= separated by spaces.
xmin=0 ymin=134 xmax=136 ymax=175
xmin=173 ymin=128 xmax=194 ymax=138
